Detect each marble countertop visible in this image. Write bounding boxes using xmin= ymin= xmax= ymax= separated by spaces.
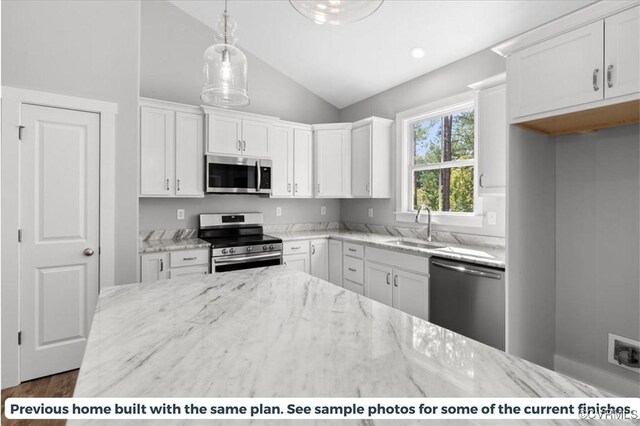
xmin=269 ymin=230 xmax=505 ymax=269
xmin=73 ymin=266 xmax=606 ymax=425
xmin=139 ymin=238 xmax=210 ymax=254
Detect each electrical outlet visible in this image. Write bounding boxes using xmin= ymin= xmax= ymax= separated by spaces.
xmin=487 ymin=211 xmax=497 ymax=225
xmin=368 ymin=207 xmax=374 ymax=218
xmin=608 ymin=333 xmax=640 ymax=373
xmin=276 ymin=207 xmax=282 ymax=217
xmin=177 ymin=209 xmax=185 ymax=220
xmin=321 ymin=206 xmax=326 ymax=215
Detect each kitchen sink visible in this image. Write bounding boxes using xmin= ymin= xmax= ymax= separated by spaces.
xmin=385 ymin=238 xmax=446 ymax=250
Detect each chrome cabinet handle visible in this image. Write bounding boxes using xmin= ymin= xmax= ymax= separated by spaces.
xmin=291 ymin=246 xmax=301 ymax=250
xmin=317 ymin=183 xmax=320 ymax=193
xmin=348 ymin=248 xmax=357 ymax=252
xmin=183 ymin=257 xmax=197 ymax=261
xmin=166 ymin=179 xmax=170 ymax=191
xmin=348 ymin=267 xmax=357 ymax=272
xmin=176 ymin=179 xmax=180 ymax=191
xmin=386 ymin=272 xmax=391 ymax=285
xmin=366 ymin=183 xmax=369 ymax=193
xmin=256 ymin=160 xmax=261 ymax=191
xmin=607 ymin=64 xmax=614 ymax=88
xmin=479 ymin=174 xmax=484 ymax=188
xmin=160 ymin=259 xmax=164 ymax=272
xmin=242 ymin=140 xmax=246 ymax=151
xmin=311 ymin=245 xmax=315 ymax=255
xmin=593 ymin=68 xmax=600 ymax=91
xmin=393 ymin=275 xmax=398 ymax=287
xmin=287 ymin=183 xmax=291 ymax=193
xmin=83 ymin=248 xmax=94 ymax=256
xmin=295 ymin=183 xmax=298 ymax=193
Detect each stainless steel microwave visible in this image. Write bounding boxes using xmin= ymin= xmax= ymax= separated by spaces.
xmin=205 ymin=155 xmax=272 ymax=195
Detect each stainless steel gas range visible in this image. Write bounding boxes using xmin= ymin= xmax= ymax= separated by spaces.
xmin=198 ymin=213 xmax=283 ymax=273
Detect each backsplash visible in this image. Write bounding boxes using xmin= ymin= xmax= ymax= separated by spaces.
xmin=263 ymin=222 xmax=340 ymax=233
xmin=139 ymin=229 xmax=198 ymax=242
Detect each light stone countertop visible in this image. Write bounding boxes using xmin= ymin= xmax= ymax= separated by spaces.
xmin=270 ymin=230 xmax=506 ymax=269
xmin=139 ymin=238 xmax=210 ymax=254
xmin=72 ymin=266 xmax=607 ymax=425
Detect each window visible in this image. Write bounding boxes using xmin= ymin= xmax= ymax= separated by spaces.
xmin=396 ymin=92 xmax=481 ymax=226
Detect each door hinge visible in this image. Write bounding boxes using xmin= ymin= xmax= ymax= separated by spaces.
xmin=18 ymin=331 xmax=22 ymax=346
xmin=18 ymin=229 xmax=22 ymax=243
xmin=18 ymin=126 xmax=25 ymax=141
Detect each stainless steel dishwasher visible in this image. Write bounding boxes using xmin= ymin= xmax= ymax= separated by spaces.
xmin=429 ymin=257 xmax=505 ymax=350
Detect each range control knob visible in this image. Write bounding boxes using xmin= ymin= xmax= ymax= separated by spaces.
xmin=247 ymin=247 xmax=253 ymax=253
xmin=221 ymin=249 xmax=228 ymax=254
xmin=229 ymin=248 xmax=236 ymax=254
xmin=263 ymin=245 xmax=268 ymax=251
xmin=269 ymin=244 xmax=275 ymax=250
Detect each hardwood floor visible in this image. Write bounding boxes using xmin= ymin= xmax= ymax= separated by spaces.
xmin=1 ymin=369 xmax=78 ymax=426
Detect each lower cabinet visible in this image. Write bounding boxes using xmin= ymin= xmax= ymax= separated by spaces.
xmin=310 ymin=239 xmax=328 ymax=281
xmin=342 ymin=242 xmax=364 ymax=295
xmin=284 ymin=239 xmax=329 ymax=279
xmin=140 ymin=248 xmax=209 ymax=283
xmin=328 ymin=239 xmax=343 ymax=286
xmin=283 ymin=240 xmax=310 ymax=274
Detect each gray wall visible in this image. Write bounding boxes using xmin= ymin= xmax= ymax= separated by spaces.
xmin=139 ymin=1 xmax=341 ymax=230
xmin=1 ymin=0 xmax=140 ymax=285
xmin=338 ymin=49 xmax=506 ymax=237
xmin=555 ymin=124 xmax=640 ymax=396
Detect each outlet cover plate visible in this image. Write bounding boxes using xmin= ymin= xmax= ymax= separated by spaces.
xmin=321 ymin=206 xmax=326 ymax=215
xmin=276 ymin=207 xmax=282 ymax=217
xmin=608 ymin=333 xmax=640 ymax=374
xmin=177 ymin=209 xmax=185 ymax=220
xmin=368 ymin=207 xmax=373 ymax=218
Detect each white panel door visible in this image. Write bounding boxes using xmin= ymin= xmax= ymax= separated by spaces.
xmin=328 ymin=240 xmax=343 ymax=286
xmin=284 ymin=254 xmax=310 ymax=273
xmin=477 ymin=84 xmax=506 ymax=196
xmin=175 ymin=112 xmax=203 ymax=197
xmin=20 ymin=104 xmax=100 ymax=381
xmin=604 ymin=6 xmax=640 ymax=99
xmin=140 ymin=106 xmax=173 ymax=195
xmin=365 ymin=261 xmax=393 ymax=307
xmin=316 ymin=130 xmax=347 ymax=197
xmin=140 ymin=253 xmax=170 ymax=283
xmin=207 ymin=114 xmax=242 ymax=155
xmin=242 ymin=119 xmax=271 ymax=157
xmin=271 ymin=126 xmax=293 ymax=197
xmin=509 ymin=21 xmax=604 ymax=119
xmin=293 ymin=129 xmax=313 ymax=197
xmin=351 ymin=125 xmax=371 ymax=197
xmin=310 ymin=239 xmax=329 ymax=281
xmin=393 ymin=269 xmax=429 ymax=321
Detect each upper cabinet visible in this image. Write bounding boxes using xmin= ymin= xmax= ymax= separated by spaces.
xmin=203 ymin=107 xmax=276 ymax=158
xmin=351 ymin=117 xmax=393 ymax=198
xmin=272 ymin=121 xmax=313 ymax=198
xmin=313 ymin=123 xmax=352 ymax=198
xmin=470 ymin=74 xmax=507 ymax=196
xmin=139 ymin=99 xmax=203 ymax=198
xmin=495 ymin=3 xmax=639 ymax=135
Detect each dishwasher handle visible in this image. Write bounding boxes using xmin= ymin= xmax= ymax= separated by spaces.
xmin=431 ymin=260 xmax=502 ymax=280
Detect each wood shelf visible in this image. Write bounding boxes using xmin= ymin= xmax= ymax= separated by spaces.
xmin=517 ymin=99 xmax=640 ymax=136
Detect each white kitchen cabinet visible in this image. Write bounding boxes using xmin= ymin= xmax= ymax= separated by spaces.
xmin=140 ymin=248 xmax=210 ymax=283
xmin=351 ymin=117 xmax=392 ymax=198
xmin=139 ymin=99 xmax=203 ymax=197
xmin=393 ymin=269 xmax=429 ymax=320
xmin=284 ymin=253 xmax=310 ymax=273
xmin=272 ymin=122 xmax=313 ymax=198
xmin=604 ymin=6 xmax=640 ymax=99
xmin=342 ymin=242 xmax=364 ymax=294
xmin=310 ymin=239 xmax=328 ymax=281
xmin=343 ymin=279 xmax=364 ymax=296
xmin=313 ymin=123 xmax=352 ymax=198
xmin=328 ymin=239 xmax=343 ymax=286
xmin=469 ymin=75 xmax=506 ymax=196
xmin=204 ymin=107 xmax=276 ymax=157
xmin=365 ymin=261 xmax=393 ymax=306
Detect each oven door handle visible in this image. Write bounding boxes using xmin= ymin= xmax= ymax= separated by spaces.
xmin=256 ymin=160 xmax=261 ymax=192
xmin=213 ymin=252 xmax=281 ymax=266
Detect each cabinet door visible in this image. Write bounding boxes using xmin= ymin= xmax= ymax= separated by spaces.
xmin=140 ymin=253 xmax=170 ymax=283
xmin=343 ymin=279 xmax=364 ymax=296
xmin=175 ymin=112 xmax=203 ymax=197
xmin=284 ymin=253 xmax=310 ymax=274
xmin=509 ymin=21 xmax=604 ymax=119
xmin=393 ymin=269 xmax=429 ymax=320
xmin=140 ymin=107 xmax=173 ymax=195
xmin=477 ymin=84 xmax=506 ymax=196
xmin=207 ymin=114 xmax=242 ymax=155
xmin=293 ymin=129 xmax=313 ymax=197
xmin=351 ymin=125 xmax=371 ymax=198
xmin=315 ymin=129 xmax=350 ymax=197
xmin=271 ymin=126 xmax=294 ymax=197
xmin=604 ymin=6 xmax=640 ymax=99
xmin=328 ymin=240 xmax=343 ymax=286
xmin=310 ymin=239 xmax=329 ymax=281
xmin=242 ymin=119 xmax=271 ymax=157
xmin=365 ymin=261 xmax=393 ymax=307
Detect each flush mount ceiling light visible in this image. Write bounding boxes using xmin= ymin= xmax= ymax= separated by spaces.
xmin=290 ymin=0 xmax=384 ymax=25
xmin=201 ymin=0 xmax=249 ymax=108
xmin=410 ymin=47 xmax=425 ymax=59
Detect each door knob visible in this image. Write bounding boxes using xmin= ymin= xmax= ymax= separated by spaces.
xmin=83 ymin=248 xmax=95 ymax=256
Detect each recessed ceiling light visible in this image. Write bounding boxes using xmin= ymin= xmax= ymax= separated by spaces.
xmin=410 ymin=47 xmax=425 ymax=59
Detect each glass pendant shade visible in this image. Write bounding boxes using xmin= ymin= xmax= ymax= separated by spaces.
xmin=201 ymin=10 xmax=250 ymax=108
xmin=290 ymin=0 xmax=384 ymax=25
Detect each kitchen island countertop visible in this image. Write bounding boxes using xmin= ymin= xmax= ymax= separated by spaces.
xmin=72 ymin=266 xmax=607 ymax=424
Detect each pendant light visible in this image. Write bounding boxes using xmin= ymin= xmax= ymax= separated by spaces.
xmin=201 ymin=0 xmax=249 ymax=108
xmin=290 ymin=0 xmax=384 ymax=25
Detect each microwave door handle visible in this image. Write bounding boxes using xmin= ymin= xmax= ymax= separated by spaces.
xmin=256 ymin=160 xmax=261 ymax=192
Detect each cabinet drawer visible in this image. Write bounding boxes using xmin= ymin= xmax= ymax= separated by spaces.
xmin=344 ymin=279 xmax=364 ymax=296
xmin=284 ymin=240 xmax=309 ymax=255
xmin=169 ymin=265 xmax=209 ymax=279
xmin=343 ymin=242 xmax=364 ymax=259
xmin=169 ymin=249 xmax=209 ymax=268
xmin=343 ymin=255 xmax=364 ymax=284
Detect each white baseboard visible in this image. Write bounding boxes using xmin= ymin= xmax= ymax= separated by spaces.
xmin=554 ymin=354 xmax=640 ymax=397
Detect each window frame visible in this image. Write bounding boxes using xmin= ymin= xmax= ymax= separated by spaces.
xmin=395 ymin=91 xmax=483 ymax=227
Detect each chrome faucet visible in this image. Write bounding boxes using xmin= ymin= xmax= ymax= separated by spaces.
xmin=415 ymin=204 xmax=432 ymax=242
